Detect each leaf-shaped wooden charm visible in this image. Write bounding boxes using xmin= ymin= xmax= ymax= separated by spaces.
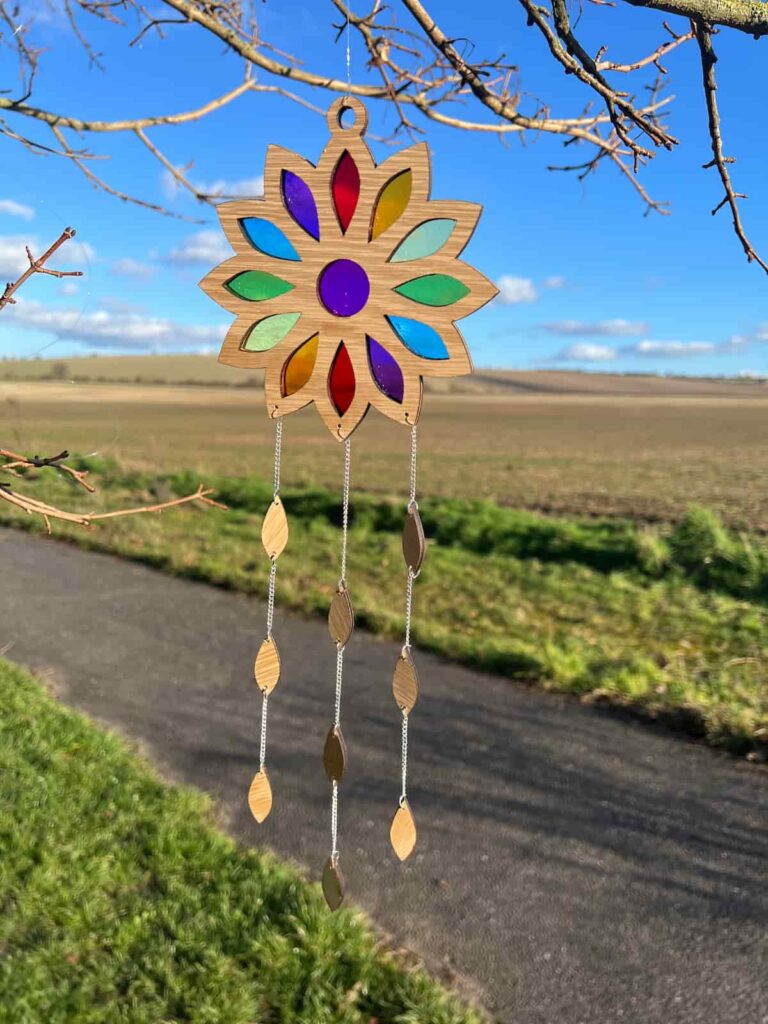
xmin=322 ymin=856 xmax=345 ymax=911
xmin=248 ymin=768 xmax=273 ymax=823
xmin=254 ymin=636 xmax=281 ymax=694
xmin=392 ymin=649 xmax=419 ymax=712
xmin=390 ymin=799 xmax=417 ymax=861
xmin=402 ymin=506 xmax=426 ymax=574
xmin=262 ymin=496 xmax=289 ymax=559
xmin=328 ymin=585 xmax=354 ymax=646
xmin=323 ymin=725 xmax=347 ymax=782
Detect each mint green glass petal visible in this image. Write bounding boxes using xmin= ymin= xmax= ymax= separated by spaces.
xmin=226 ymin=271 xmax=295 ymax=301
xmin=243 ymin=313 xmax=301 ymax=351
xmin=389 ymin=219 xmax=456 ymax=263
xmin=394 ymin=274 xmax=470 ymax=307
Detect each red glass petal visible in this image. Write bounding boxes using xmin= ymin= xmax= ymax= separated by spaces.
xmin=332 ymin=151 xmax=360 ymax=233
xmin=329 ymin=342 xmax=355 ymax=415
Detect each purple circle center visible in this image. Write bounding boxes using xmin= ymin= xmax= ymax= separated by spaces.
xmin=318 ymin=259 xmax=369 ymax=317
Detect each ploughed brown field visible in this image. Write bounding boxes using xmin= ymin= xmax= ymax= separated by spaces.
xmin=2 ymin=355 xmax=767 ymax=526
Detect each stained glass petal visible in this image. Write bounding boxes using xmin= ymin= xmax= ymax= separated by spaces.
xmin=282 ymin=333 xmax=319 ymax=395
xmin=386 ymin=315 xmax=449 ymax=360
xmin=243 ymin=312 xmax=301 ymax=352
xmin=239 ymin=218 xmax=300 ymax=261
xmin=282 ymin=170 xmax=320 ymax=240
xmin=367 ymin=336 xmax=404 ymax=403
xmin=371 ymin=170 xmax=412 ymax=239
xmin=332 ymin=150 xmax=360 ymax=233
xmin=226 ymin=270 xmax=295 ymax=301
xmin=389 ymin=219 xmax=456 ymax=263
xmin=394 ymin=274 xmax=469 ymax=307
xmin=329 ymin=343 xmax=355 ymax=414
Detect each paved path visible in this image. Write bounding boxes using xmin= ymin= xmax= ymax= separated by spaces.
xmin=1 ymin=528 xmax=766 ymax=1023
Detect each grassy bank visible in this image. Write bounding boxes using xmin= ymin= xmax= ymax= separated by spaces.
xmin=1 ymin=460 xmax=766 ymax=756
xmin=0 ymin=658 xmax=482 ymax=1024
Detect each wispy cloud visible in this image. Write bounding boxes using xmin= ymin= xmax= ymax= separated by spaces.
xmin=5 ymin=298 xmax=226 ymax=352
xmin=161 ymin=170 xmax=264 ymax=202
xmin=0 ymin=199 xmax=34 ymax=221
xmin=496 ymin=275 xmax=537 ymax=304
xmin=542 ymin=318 xmax=647 ymax=337
xmin=628 ymin=340 xmax=716 ymax=356
xmin=58 ymin=281 xmax=79 ymax=297
xmin=543 ymin=275 xmax=566 ymax=289
xmin=169 ymin=229 xmax=230 ymax=266
xmin=110 ymin=257 xmax=155 ymax=280
xmin=556 ymin=343 xmax=617 ymax=362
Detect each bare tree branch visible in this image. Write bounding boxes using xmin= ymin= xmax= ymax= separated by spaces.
xmin=0 ymin=228 xmax=83 ymax=312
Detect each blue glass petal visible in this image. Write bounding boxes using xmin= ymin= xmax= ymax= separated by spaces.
xmin=386 ymin=315 xmax=449 ymax=360
xmin=239 ymin=218 xmax=301 ymax=261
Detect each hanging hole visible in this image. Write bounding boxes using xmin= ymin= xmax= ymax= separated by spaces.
xmin=326 ymin=97 xmax=368 ymax=136
xmin=338 ymin=105 xmax=357 ymax=130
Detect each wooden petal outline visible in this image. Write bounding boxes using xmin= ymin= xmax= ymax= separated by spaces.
xmin=254 ymin=636 xmax=281 ymax=694
xmin=262 ymin=496 xmax=289 ymax=559
xmin=390 ymin=799 xmax=417 ymax=861
xmin=248 ymin=768 xmax=273 ymax=823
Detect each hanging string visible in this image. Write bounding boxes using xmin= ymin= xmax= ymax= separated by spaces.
xmin=345 ymin=9 xmax=352 ymax=93
xmin=330 ymin=438 xmax=352 ymax=863
xmin=400 ymin=425 xmax=418 ymax=805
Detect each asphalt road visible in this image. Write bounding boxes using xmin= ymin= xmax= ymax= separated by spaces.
xmin=1 ymin=528 xmax=766 ymax=1023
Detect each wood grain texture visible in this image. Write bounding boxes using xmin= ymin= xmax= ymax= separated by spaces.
xmin=393 ymin=648 xmax=419 ymax=712
xmin=402 ymin=506 xmax=426 ymax=574
xmin=323 ymin=725 xmax=348 ymax=782
xmin=261 ymin=496 xmax=288 ymax=559
xmin=321 ymin=856 xmax=345 ymax=911
xmin=200 ymin=97 xmax=498 ymax=440
xmin=328 ymin=585 xmax=354 ymax=646
xmin=390 ymin=799 xmax=417 ymax=861
xmin=247 ymin=768 xmax=273 ymax=823
xmin=254 ymin=636 xmax=281 ymax=694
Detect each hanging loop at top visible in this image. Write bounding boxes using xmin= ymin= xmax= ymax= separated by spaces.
xmin=327 ymin=97 xmax=368 ymax=137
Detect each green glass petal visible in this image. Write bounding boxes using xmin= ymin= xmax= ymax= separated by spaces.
xmin=394 ymin=274 xmax=470 ymax=307
xmin=389 ymin=219 xmax=456 ymax=263
xmin=243 ymin=313 xmax=301 ymax=352
xmin=226 ymin=271 xmax=295 ymax=301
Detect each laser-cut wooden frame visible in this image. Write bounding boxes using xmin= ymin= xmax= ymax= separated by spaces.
xmin=200 ymin=97 xmax=498 ymax=441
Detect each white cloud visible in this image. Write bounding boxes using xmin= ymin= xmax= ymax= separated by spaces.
xmin=542 ymin=319 xmax=647 ymax=337
xmin=738 ymin=369 xmax=765 ymax=379
xmin=0 ymin=199 xmax=34 ymax=221
xmin=0 ymin=236 xmax=31 ymax=276
xmin=497 ymin=275 xmax=537 ymax=304
xmin=556 ymin=342 xmax=617 ymax=362
xmin=0 ymin=234 xmax=93 ymax=278
xmin=627 ymin=340 xmax=715 ymax=356
xmin=111 ymin=257 xmax=155 ymax=280
xmin=161 ymin=170 xmax=264 ymax=202
xmin=543 ymin=276 xmax=566 ymax=289
xmin=58 ymin=281 xmax=79 ymax=297
xmin=5 ymin=298 xmax=226 ymax=352
xmin=169 ymin=229 xmax=231 ymax=265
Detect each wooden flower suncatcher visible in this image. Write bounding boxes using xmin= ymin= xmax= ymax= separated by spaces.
xmin=200 ymin=97 xmax=497 ymax=909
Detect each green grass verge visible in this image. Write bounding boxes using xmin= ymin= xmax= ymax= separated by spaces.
xmin=1 ymin=461 xmax=766 ymax=756
xmin=0 ymin=658 xmax=483 ymax=1024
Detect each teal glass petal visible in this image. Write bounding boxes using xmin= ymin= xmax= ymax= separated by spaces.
xmin=386 ymin=315 xmax=449 ymax=359
xmin=243 ymin=313 xmax=301 ymax=352
xmin=389 ymin=219 xmax=456 ymax=263
xmin=240 ymin=218 xmax=301 ymax=261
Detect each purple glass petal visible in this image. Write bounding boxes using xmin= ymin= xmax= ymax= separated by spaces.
xmin=318 ymin=259 xmax=370 ymax=317
xmin=367 ymin=335 xmax=404 ymax=403
xmin=281 ymin=170 xmax=320 ymax=240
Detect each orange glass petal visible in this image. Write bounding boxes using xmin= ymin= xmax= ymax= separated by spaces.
xmin=282 ymin=334 xmax=319 ymax=396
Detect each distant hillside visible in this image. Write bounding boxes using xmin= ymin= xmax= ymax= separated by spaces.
xmin=0 ymin=353 xmax=765 ymax=397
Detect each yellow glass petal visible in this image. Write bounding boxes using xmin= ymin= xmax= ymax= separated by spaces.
xmin=282 ymin=334 xmax=319 ymax=397
xmin=371 ymin=169 xmax=412 ymax=240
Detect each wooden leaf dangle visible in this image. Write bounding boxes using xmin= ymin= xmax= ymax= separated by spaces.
xmin=322 ymin=857 xmax=345 ymax=911
xmin=402 ymin=506 xmax=425 ymax=575
xmin=254 ymin=636 xmax=281 ymax=694
xmin=328 ymin=585 xmax=354 ymax=646
xmin=262 ymin=496 xmax=289 ymax=559
xmin=248 ymin=768 xmax=273 ymax=823
xmin=390 ymin=799 xmax=417 ymax=861
xmin=393 ymin=648 xmax=419 ymax=713
xmin=323 ymin=725 xmax=348 ymax=782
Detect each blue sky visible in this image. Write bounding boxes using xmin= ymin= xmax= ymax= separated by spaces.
xmin=0 ymin=0 xmax=766 ymax=375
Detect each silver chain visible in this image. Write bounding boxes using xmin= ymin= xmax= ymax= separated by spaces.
xmin=273 ymin=416 xmax=283 ymax=498
xmin=339 ymin=437 xmax=351 ymax=586
xmin=400 ymin=710 xmax=409 ymax=802
xmin=259 ymin=692 xmax=269 ymax=769
xmin=265 ymin=558 xmax=277 ymax=638
xmin=408 ymin=424 xmax=418 ymax=508
xmin=260 ymin=417 xmax=283 ymax=774
xmin=401 ymin=425 xmax=418 ymax=805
